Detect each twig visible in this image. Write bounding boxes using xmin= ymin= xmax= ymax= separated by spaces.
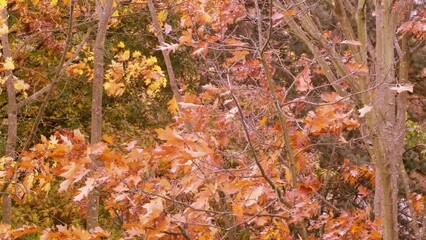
xmin=400 ymin=164 xmax=421 ymax=238
xmin=177 ymin=226 xmax=191 ymax=240
xmin=229 ymin=89 xmax=291 ymax=208
xmin=22 ymin=0 xmax=77 ymax=151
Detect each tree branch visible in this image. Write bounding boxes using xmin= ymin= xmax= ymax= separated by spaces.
xmin=22 ymin=0 xmax=77 ymax=151
xmin=17 ymin=27 xmax=93 ymax=110
xmin=147 ymin=0 xmax=193 ymax=133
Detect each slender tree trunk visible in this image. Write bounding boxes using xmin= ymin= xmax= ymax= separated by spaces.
xmin=1 ymin=5 xmax=17 ymax=225
xmin=147 ymin=0 xmax=193 ymax=133
xmin=87 ymin=0 xmax=113 ymax=230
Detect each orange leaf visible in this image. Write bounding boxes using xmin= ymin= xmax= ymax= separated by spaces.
xmin=167 ymin=96 xmax=178 ymax=115
xmin=284 ymin=9 xmax=297 ymax=17
xmin=102 ymin=134 xmax=114 ymax=144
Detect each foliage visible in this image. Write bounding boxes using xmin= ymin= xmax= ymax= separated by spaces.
xmin=0 ymin=0 xmax=425 ymax=239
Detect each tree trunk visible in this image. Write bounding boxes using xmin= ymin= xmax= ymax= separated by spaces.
xmin=87 ymin=0 xmax=113 ymax=230
xmin=369 ymin=1 xmax=404 ymax=239
xmin=1 ymin=5 xmax=17 ymax=225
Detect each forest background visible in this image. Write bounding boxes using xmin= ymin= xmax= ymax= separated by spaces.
xmin=0 ymin=0 xmax=425 ymax=239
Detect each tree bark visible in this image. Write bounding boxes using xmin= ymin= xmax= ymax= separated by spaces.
xmin=1 ymin=5 xmax=16 ymax=225
xmin=87 ymin=0 xmax=113 ymax=231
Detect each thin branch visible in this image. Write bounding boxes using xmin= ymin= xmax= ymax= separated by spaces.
xmin=17 ymin=27 xmax=93 ymax=110
xmin=400 ymin=163 xmax=421 ymax=239
xmin=258 ymin=0 xmax=297 ymax=187
xmin=147 ymin=0 xmax=193 ymax=133
xmin=177 ymin=226 xmax=191 ymax=240
xmin=22 ymin=0 xmax=77 ymax=151
xmin=229 ymin=88 xmax=290 ymax=208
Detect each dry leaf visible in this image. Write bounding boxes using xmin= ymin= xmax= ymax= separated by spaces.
xmin=389 ymin=84 xmax=414 ymax=93
xmin=358 ymin=105 xmax=373 ymax=118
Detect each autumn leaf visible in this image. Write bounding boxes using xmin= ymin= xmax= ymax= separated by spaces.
xmin=59 ymin=163 xmax=78 ymax=192
xmin=259 ymin=115 xmax=268 ymax=126
xmin=157 ymin=10 xmax=167 ymax=22
xmin=244 ymin=187 xmax=263 ymax=206
xmin=117 ymin=41 xmax=125 ymax=48
xmin=164 ymin=23 xmax=172 ymax=33
xmin=102 ymin=134 xmax=114 ymax=144
xmin=156 ymin=42 xmax=179 ymax=53
xmin=156 ymin=126 xmax=184 ymax=143
xmin=10 ymin=225 xmax=41 ymax=239
xmin=341 ymin=40 xmax=362 ymax=46
xmin=284 ymin=9 xmax=297 ymax=16
xmin=346 ymin=62 xmax=369 ymax=74
xmin=167 ymin=96 xmax=178 ymax=114
xmin=74 ymin=178 xmax=96 ymax=201
xmin=140 ymin=198 xmax=164 ymax=225
xmin=358 ymin=105 xmax=373 ymax=118
xmin=4 ymin=57 xmax=15 ymax=70
xmin=389 ymin=84 xmax=414 ymax=93
xmin=296 ymin=66 xmax=313 ymax=92
xmin=30 ymin=0 xmax=40 ymax=6
xmin=225 ymin=50 xmax=249 ymax=66
xmin=14 ymin=80 xmax=30 ymax=92
xmin=50 ymin=0 xmax=58 ymax=7
xmin=179 ymin=30 xmax=192 ymax=45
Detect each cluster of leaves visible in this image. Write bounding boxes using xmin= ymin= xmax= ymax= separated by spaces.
xmin=0 ymin=86 xmax=384 ymax=239
xmin=104 ymin=42 xmax=167 ymax=97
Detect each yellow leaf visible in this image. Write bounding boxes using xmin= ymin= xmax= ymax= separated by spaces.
xmin=14 ymin=80 xmax=29 ymax=92
xmin=102 ymin=134 xmax=114 ymax=144
xmin=157 ymin=10 xmax=168 ymax=22
xmin=30 ymin=0 xmax=40 ymax=5
xmin=167 ymin=96 xmax=178 ymax=115
xmin=132 ymin=51 xmax=141 ymax=58
xmin=117 ymin=41 xmax=125 ymax=48
xmin=145 ymin=56 xmax=157 ymax=66
xmin=259 ymin=116 xmax=268 ymax=126
xmin=123 ymin=50 xmax=130 ymax=61
xmin=50 ymin=0 xmax=58 ymax=6
xmin=0 ymin=0 xmax=6 ymax=8
xmin=4 ymin=57 xmax=14 ymax=70
xmin=103 ymin=82 xmax=111 ymax=90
